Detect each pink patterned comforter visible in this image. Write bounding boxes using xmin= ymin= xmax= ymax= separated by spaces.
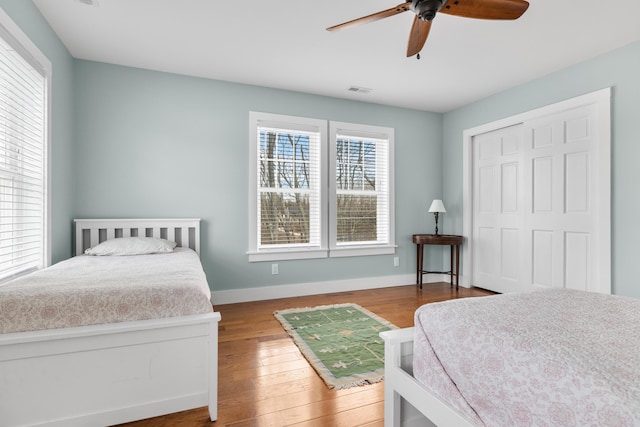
xmin=413 ymin=289 xmax=640 ymax=427
xmin=0 ymin=248 xmax=213 ymax=334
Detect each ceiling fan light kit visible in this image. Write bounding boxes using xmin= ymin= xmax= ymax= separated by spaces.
xmin=411 ymin=0 xmax=445 ymax=22
xmin=327 ymin=0 xmax=529 ymax=58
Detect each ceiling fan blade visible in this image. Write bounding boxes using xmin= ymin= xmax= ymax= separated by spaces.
xmin=439 ymin=0 xmax=529 ymax=20
xmin=327 ymin=2 xmax=411 ymax=32
xmin=406 ymin=16 xmax=432 ymax=57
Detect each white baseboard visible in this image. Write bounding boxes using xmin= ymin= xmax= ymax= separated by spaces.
xmin=211 ymin=273 xmax=467 ymax=305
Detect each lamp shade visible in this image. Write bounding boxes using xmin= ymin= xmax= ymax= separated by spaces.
xmin=428 ymin=199 xmax=446 ymax=213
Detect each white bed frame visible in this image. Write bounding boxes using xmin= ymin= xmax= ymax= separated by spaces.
xmin=0 ymin=219 xmax=221 ymax=427
xmin=381 ymin=327 xmax=476 ymax=427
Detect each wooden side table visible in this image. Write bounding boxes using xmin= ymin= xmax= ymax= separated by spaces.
xmin=412 ymin=234 xmax=463 ymax=289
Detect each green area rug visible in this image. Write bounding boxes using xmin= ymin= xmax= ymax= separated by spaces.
xmin=274 ymin=303 xmax=397 ymax=389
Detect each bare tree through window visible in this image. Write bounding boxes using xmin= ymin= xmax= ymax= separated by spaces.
xmin=250 ymin=112 xmax=394 ymax=260
xmin=259 ymin=130 xmax=312 ymax=245
xmin=335 ymin=138 xmax=378 ymax=242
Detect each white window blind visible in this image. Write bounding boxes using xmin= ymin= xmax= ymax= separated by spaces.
xmin=257 ymin=124 xmax=321 ymax=248
xmin=0 ymin=14 xmax=48 ymax=282
xmin=334 ymin=133 xmax=390 ymax=245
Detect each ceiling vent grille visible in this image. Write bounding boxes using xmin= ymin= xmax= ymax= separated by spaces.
xmin=347 ymin=86 xmax=372 ymax=94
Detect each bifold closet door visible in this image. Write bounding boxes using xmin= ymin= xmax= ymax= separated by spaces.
xmin=472 ymin=103 xmax=601 ymax=294
xmin=522 ymin=104 xmax=599 ymax=292
xmin=472 ymin=124 xmax=528 ymax=294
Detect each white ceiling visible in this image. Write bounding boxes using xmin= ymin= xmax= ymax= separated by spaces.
xmin=33 ymin=0 xmax=640 ymax=112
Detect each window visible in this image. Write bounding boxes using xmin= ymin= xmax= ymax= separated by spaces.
xmin=329 ymin=122 xmax=394 ymax=257
xmin=0 ymin=10 xmax=50 ymax=282
xmin=248 ymin=112 xmax=394 ymax=261
xmin=248 ymin=112 xmax=327 ymax=261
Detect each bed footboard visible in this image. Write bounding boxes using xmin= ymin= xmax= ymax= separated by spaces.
xmin=0 ymin=313 xmax=221 ymax=427
xmin=380 ymin=327 xmax=475 ymax=427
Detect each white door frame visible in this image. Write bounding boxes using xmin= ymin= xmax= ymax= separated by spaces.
xmin=462 ymin=88 xmax=611 ymax=293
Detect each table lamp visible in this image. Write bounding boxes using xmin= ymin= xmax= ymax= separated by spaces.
xmin=428 ymin=199 xmax=446 ymax=235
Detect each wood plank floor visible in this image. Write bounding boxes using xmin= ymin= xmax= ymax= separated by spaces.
xmin=118 ymin=283 xmax=493 ymax=427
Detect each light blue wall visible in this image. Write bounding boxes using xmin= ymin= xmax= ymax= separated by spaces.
xmin=0 ymin=1 xmax=76 ymax=264
xmin=442 ymin=41 xmax=640 ymax=298
xmin=73 ymin=60 xmax=443 ymax=291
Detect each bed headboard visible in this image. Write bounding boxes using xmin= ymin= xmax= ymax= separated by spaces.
xmin=74 ymin=218 xmax=201 ymax=256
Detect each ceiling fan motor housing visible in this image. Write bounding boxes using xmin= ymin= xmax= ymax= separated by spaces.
xmin=411 ymin=0 xmax=445 ymax=21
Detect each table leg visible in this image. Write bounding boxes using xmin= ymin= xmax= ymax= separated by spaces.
xmin=449 ymin=245 xmax=454 ymax=287
xmin=416 ymin=243 xmax=424 ymax=289
xmin=454 ymin=244 xmax=460 ymax=289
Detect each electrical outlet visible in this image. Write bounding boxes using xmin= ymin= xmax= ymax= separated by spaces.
xmin=271 ymin=263 xmax=278 ymax=275
xmin=393 ymin=257 xmax=399 ymax=267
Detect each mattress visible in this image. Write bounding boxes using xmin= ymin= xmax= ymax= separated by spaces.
xmin=0 ymin=248 xmax=213 ymax=334
xmin=413 ymin=288 xmax=640 ymax=427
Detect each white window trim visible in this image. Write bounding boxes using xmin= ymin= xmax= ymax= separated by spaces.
xmin=248 ymin=112 xmax=328 ymax=262
xmin=329 ymin=121 xmax=395 ymax=258
xmin=0 ymin=9 xmax=51 ymax=282
xmin=248 ymin=112 xmax=395 ymax=262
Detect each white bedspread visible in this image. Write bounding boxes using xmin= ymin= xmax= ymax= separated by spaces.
xmin=0 ymin=248 xmax=213 ymax=334
xmin=413 ymin=289 xmax=640 ymax=427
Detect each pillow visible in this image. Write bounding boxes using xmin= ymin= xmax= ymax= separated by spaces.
xmin=84 ymin=237 xmax=177 ymax=256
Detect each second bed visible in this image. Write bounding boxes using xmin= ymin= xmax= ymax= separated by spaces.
xmin=0 ymin=218 xmax=221 ymax=427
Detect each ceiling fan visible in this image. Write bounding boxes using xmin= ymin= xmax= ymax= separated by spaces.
xmin=326 ymin=0 xmax=529 ymax=58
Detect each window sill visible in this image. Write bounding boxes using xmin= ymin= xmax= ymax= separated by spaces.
xmin=0 ymin=266 xmax=39 ymax=286
xmin=247 ymin=244 xmax=397 ymax=262
xmin=329 ymin=244 xmax=396 ymax=258
xmin=248 ymin=249 xmax=328 ymax=262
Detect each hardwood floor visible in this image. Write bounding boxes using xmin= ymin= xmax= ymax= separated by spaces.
xmin=118 ymin=283 xmax=493 ymax=427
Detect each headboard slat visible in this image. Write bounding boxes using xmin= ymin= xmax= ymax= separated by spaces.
xmin=181 ymin=227 xmax=188 ymax=250
xmin=90 ymin=229 xmax=99 ymax=250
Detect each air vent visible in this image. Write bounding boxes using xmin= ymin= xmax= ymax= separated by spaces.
xmin=347 ymin=86 xmax=372 ymax=94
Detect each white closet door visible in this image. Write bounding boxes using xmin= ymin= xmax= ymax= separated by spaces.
xmin=472 ymin=124 xmax=528 ymax=293
xmin=472 ymin=103 xmax=602 ymax=294
xmin=523 ymin=104 xmax=599 ymax=291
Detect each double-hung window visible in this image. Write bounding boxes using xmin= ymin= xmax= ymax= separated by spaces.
xmin=248 ymin=112 xmax=327 ymax=261
xmin=248 ymin=112 xmax=394 ymax=261
xmin=0 ymin=10 xmax=50 ymax=282
xmin=329 ymin=122 xmax=394 ymax=257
